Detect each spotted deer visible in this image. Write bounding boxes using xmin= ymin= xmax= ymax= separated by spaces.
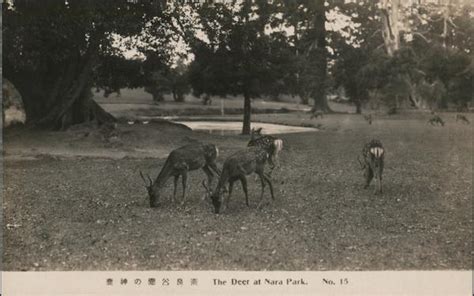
xmin=428 ymin=114 xmax=445 ymax=126
xmin=140 ymin=143 xmax=220 ymax=207
xmin=247 ymin=127 xmax=283 ymax=172
xmin=358 ymin=139 xmax=385 ymax=194
xmin=202 ymin=146 xmax=275 ymax=214
xmin=455 ymin=114 xmax=470 ymax=124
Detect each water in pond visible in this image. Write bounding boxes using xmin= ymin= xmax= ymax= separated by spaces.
xmin=174 ymin=121 xmax=318 ymax=135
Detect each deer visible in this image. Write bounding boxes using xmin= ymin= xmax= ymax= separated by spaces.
xmin=247 ymin=127 xmax=283 ymax=173
xmin=202 ymin=146 xmax=275 ymax=214
xmin=455 ymin=114 xmax=470 ymax=124
xmin=428 ymin=114 xmax=445 ymax=126
xmin=363 ymin=114 xmax=373 ymax=125
xmin=310 ymin=109 xmax=324 ymax=119
xmin=139 ymin=143 xmax=220 ymax=208
xmin=358 ymin=139 xmax=385 ymax=194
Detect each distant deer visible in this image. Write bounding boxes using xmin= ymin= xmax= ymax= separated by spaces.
xmin=428 ymin=114 xmax=445 ymax=126
xmin=455 ymin=114 xmax=470 ymax=124
xmin=140 ymin=143 xmax=220 ymax=207
xmin=203 ymin=147 xmax=275 ymax=214
xmin=363 ymin=114 xmax=373 ymax=125
xmin=310 ymin=110 xmax=324 ymax=119
xmin=358 ymin=139 xmax=384 ymax=194
xmin=247 ymin=127 xmax=283 ymax=172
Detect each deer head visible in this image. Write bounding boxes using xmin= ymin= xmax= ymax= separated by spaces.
xmin=140 ymin=171 xmax=159 ymax=207
xmin=202 ymin=180 xmax=222 ymax=213
xmin=250 ymin=127 xmax=263 ymax=141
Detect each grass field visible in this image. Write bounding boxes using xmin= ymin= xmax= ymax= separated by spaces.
xmin=2 ymin=108 xmax=472 ymax=271
xmin=95 ymin=88 xmax=353 ymax=118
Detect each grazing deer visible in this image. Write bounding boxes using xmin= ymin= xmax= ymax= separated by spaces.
xmin=363 ymin=114 xmax=373 ymax=125
xmin=455 ymin=114 xmax=470 ymax=124
xmin=140 ymin=143 xmax=220 ymax=207
xmin=247 ymin=127 xmax=283 ymax=172
xmin=428 ymin=114 xmax=445 ymax=126
xmin=358 ymin=139 xmax=384 ymax=194
xmin=203 ymin=147 xmax=275 ymax=214
xmin=310 ymin=110 xmax=324 ymax=119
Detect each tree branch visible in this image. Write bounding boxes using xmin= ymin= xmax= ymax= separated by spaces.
xmin=412 ymin=32 xmax=430 ymax=43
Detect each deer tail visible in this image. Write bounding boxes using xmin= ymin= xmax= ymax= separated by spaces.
xmin=273 ymin=139 xmax=283 ymax=156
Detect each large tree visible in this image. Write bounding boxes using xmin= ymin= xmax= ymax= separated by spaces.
xmin=189 ymin=1 xmax=278 ymax=134
xmin=306 ymin=0 xmax=330 ymax=112
xmin=2 ymin=0 xmax=173 ymax=129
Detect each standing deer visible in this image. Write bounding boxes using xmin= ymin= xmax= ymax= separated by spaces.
xmin=358 ymin=139 xmax=385 ymax=194
xmin=428 ymin=114 xmax=445 ymax=126
xmin=455 ymin=114 xmax=470 ymax=124
xmin=140 ymin=143 xmax=220 ymax=207
xmin=247 ymin=127 xmax=283 ymax=172
xmin=203 ymin=146 xmax=275 ymax=214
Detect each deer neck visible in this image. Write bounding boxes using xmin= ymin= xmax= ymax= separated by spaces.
xmin=152 ymin=159 xmax=173 ymax=191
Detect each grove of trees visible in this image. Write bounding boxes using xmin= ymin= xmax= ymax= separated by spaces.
xmin=2 ymin=0 xmax=473 ymax=132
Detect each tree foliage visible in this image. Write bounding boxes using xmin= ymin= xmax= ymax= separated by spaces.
xmin=330 ymin=0 xmax=473 ymax=112
xmin=2 ymin=0 xmax=173 ymax=129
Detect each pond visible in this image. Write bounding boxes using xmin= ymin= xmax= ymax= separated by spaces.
xmin=174 ymin=121 xmax=318 ymax=135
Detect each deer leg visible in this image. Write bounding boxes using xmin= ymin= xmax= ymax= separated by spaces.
xmin=172 ymin=175 xmax=179 ymax=203
xmin=364 ymin=167 xmax=373 ymax=189
xmin=376 ymin=164 xmax=384 ymax=194
xmin=202 ymin=166 xmax=214 ymax=200
xmin=225 ymin=180 xmax=234 ymax=212
xmin=180 ymin=171 xmax=188 ymax=206
xmin=268 ymin=154 xmax=276 ymax=170
xmin=256 ymin=173 xmax=266 ymax=209
xmin=239 ymin=176 xmax=250 ymax=207
xmin=378 ymin=175 xmax=383 ymax=194
xmin=263 ymin=174 xmax=275 ymax=201
xmin=267 ymin=158 xmax=276 ymax=176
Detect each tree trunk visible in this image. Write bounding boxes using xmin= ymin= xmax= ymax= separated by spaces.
xmin=146 ymin=86 xmax=165 ymax=102
xmin=381 ymin=0 xmax=401 ymax=57
xmin=309 ymin=0 xmax=330 ymax=112
xmin=31 ymin=28 xmax=115 ymax=130
xmin=441 ymin=0 xmax=451 ymax=48
xmin=242 ymin=91 xmax=251 ymax=135
xmin=355 ymin=100 xmax=362 ymax=114
xmin=300 ymin=93 xmax=310 ymax=105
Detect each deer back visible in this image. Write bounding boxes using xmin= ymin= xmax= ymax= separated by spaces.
xmin=224 ymin=147 xmax=268 ymax=176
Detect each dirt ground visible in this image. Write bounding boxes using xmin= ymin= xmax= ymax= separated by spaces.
xmin=2 ymin=111 xmax=472 ymax=271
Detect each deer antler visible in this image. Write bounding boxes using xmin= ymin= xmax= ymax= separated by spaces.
xmin=147 ymin=174 xmax=153 ymax=186
xmin=139 ymin=171 xmax=152 ymax=187
xmin=357 ymin=156 xmax=366 ymax=170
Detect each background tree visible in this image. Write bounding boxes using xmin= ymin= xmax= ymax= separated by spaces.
xmin=306 ymin=0 xmax=330 ymax=112
xmin=329 ymin=0 xmax=382 ymax=113
xmin=94 ymin=56 xmax=143 ymax=97
xmin=189 ymin=1 xmax=278 ymax=134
